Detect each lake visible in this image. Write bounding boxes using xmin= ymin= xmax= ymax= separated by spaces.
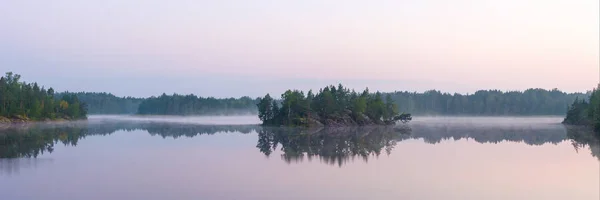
xmin=0 ymin=116 xmax=598 ymax=200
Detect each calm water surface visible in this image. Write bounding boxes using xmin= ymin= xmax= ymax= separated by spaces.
xmin=0 ymin=116 xmax=598 ymax=200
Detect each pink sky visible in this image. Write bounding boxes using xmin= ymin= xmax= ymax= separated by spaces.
xmin=0 ymin=0 xmax=598 ymax=97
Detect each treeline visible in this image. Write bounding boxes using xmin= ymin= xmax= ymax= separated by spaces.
xmin=128 ymin=88 xmax=588 ymax=117
xmin=6 ymin=72 xmax=584 ymax=117
xmin=0 ymin=72 xmax=86 ymax=121
xmin=563 ymin=89 xmax=600 ymax=131
xmin=137 ymin=94 xmax=258 ymax=115
xmin=56 ymin=92 xmax=143 ymax=114
xmin=387 ymin=89 xmax=587 ymax=116
xmin=257 ymin=84 xmax=403 ymax=126
xmin=55 ymin=92 xmax=256 ymax=115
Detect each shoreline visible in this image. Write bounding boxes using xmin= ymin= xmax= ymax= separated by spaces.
xmin=0 ymin=116 xmax=84 ymax=124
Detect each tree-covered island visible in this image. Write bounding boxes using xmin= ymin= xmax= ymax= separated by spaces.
xmin=256 ymin=84 xmax=412 ymax=127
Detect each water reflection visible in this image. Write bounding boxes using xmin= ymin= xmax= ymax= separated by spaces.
xmin=0 ymin=122 xmax=257 ymax=159
xmin=565 ymin=125 xmax=600 ymax=159
xmin=257 ymin=124 xmax=600 ymax=166
xmin=257 ymin=126 xmax=411 ymax=166
xmin=1 ymin=121 xmax=599 ymax=165
xmin=407 ymin=123 xmax=569 ymax=145
xmin=0 ymin=158 xmax=54 ymax=175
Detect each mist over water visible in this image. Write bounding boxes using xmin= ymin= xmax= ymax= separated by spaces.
xmin=0 ymin=116 xmax=598 ymax=200
xmin=88 ymin=115 xmax=562 ymax=126
xmin=411 ymin=116 xmax=562 ymax=125
xmin=88 ymin=115 xmax=261 ymax=125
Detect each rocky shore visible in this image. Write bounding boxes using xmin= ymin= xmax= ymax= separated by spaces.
xmin=294 ymin=111 xmax=412 ymax=127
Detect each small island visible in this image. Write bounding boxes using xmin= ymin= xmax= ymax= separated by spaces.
xmin=256 ymin=84 xmax=411 ymax=127
xmin=0 ymin=72 xmax=87 ymax=123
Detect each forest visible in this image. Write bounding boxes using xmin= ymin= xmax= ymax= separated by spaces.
xmin=54 ymin=92 xmax=257 ymax=115
xmin=386 ymin=89 xmax=587 ymax=115
xmin=78 ymin=87 xmax=583 ymax=117
xmin=1 ymin=71 xmax=589 ymax=118
xmin=563 ymin=89 xmax=600 ymax=132
xmin=56 ymin=92 xmax=143 ymax=114
xmin=257 ymin=84 xmax=406 ymax=126
xmin=137 ymin=93 xmax=258 ymax=115
xmin=0 ymin=72 xmax=87 ymax=122
xmin=256 ymin=85 xmax=589 ymax=127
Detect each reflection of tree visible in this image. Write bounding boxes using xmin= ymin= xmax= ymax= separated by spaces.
xmin=0 ymin=122 xmax=258 ymax=158
xmin=3 ymin=121 xmax=600 ymax=163
xmin=565 ymin=126 xmax=600 ymax=160
xmin=0 ymin=125 xmax=86 ymax=158
xmin=257 ymin=126 xmax=412 ymax=167
xmin=143 ymin=124 xmax=255 ymax=138
xmin=0 ymin=158 xmax=54 ymax=175
xmin=256 ymin=123 xmax=600 ymax=166
xmin=405 ymin=123 xmax=568 ymax=145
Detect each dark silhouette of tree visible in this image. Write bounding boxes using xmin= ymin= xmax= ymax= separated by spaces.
xmin=563 ymin=89 xmax=600 ymax=132
xmin=257 ymin=85 xmax=408 ymax=126
xmin=563 ymin=97 xmax=590 ymax=125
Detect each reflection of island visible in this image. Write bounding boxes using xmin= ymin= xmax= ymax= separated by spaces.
xmin=256 ymin=124 xmax=600 ymax=166
xmin=257 ymin=126 xmax=411 ymax=167
xmin=1 ymin=121 xmax=599 ymax=163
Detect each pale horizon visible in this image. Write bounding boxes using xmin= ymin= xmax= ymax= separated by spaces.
xmin=1 ymin=0 xmax=598 ymax=98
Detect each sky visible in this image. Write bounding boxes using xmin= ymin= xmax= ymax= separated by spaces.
xmin=0 ymin=0 xmax=598 ymax=98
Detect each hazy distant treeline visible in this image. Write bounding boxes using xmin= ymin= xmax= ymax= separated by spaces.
xmin=62 ymin=87 xmax=587 ymax=116
xmin=387 ymin=89 xmax=588 ymax=116
xmin=137 ymin=94 xmax=258 ymax=115
xmin=56 ymin=92 xmax=143 ymax=114
xmin=58 ymin=92 xmax=257 ymax=115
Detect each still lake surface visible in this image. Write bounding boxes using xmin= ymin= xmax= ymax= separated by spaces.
xmin=0 ymin=116 xmax=598 ymax=200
